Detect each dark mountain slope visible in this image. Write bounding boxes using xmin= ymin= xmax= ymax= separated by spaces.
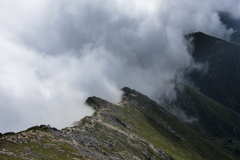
xmin=230 ymin=32 xmax=240 ymax=45
xmin=0 ymin=87 xmax=234 ymax=159
xmin=186 ymin=32 xmax=240 ymax=114
xmin=166 ymin=83 xmax=240 ymax=159
xmin=168 ymin=84 xmax=240 ymax=138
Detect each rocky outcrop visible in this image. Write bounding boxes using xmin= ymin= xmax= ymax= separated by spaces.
xmin=0 ymin=87 xmax=236 ymax=160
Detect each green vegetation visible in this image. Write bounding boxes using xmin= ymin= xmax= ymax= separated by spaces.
xmin=2 ymin=132 xmax=15 ymax=136
xmin=169 ymin=83 xmax=240 ymax=159
xmin=26 ymin=125 xmax=42 ymax=131
xmin=0 ymin=87 xmax=238 ymax=159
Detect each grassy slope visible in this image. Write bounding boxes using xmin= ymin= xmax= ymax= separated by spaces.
xmin=0 ymin=87 xmax=235 ymax=159
xmin=84 ymin=87 xmax=234 ymax=160
xmin=170 ymin=83 xmax=240 ymax=159
xmin=0 ymin=127 xmax=87 ymax=160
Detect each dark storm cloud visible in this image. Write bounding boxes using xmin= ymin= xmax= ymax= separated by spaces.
xmin=0 ymin=0 xmax=239 ymax=133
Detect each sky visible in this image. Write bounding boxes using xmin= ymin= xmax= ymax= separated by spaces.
xmin=0 ymin=0 xmax=239 ymax=133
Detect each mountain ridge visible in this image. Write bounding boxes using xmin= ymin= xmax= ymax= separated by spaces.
xmin=1 ymin=31 xmax=240 ymax=159
xmin=0 ymin=87 xmax=236 ymax=159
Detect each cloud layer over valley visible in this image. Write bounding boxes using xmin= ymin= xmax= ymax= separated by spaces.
xmin=0 ymin=0 xmax=239 ymax=133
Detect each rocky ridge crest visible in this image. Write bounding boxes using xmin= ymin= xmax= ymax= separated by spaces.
xmin=0 ymin=87 xmax=235 ymax=159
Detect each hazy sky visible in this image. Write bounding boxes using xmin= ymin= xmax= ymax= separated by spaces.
xmin=0 ymin=0 xmax=239 ymax=133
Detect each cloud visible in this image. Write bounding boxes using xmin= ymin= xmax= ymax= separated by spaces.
xmin=0 ymin=0 xmax=239 ymax=133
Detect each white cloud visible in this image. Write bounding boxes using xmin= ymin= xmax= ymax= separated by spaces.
xmin=0 ymin=0 xmax=239 ymax=133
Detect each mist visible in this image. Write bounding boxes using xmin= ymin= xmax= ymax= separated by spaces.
xmin=0 ymin=0 xmax=239 ymax=133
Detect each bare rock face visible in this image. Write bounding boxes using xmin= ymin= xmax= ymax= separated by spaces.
xmin=0 ymin=87 xmax=236 ymax=160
